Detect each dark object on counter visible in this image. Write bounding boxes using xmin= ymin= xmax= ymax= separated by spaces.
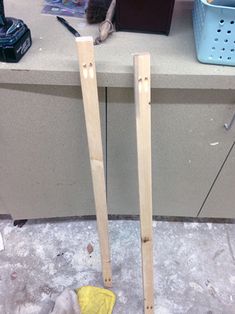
xmin=86 ymin=0 xmax=112 ymax=24
xmin=0 ymin=0 xmax=32 ymax=62
xmin=57 ymin=16 xmax=80 ymax=37
xmin=115 ymin=0 xmax=175 ymax=35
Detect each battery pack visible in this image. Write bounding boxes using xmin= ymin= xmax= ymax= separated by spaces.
xmin=0 ymin=27 xmax=32 ymax=62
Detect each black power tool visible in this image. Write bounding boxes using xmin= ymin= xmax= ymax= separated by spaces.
xmin=0 ymin=0 xmax=32 ymax=62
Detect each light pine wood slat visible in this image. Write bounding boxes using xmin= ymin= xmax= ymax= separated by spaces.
xmin=134 ymin=53 xmax=154 ymax=313
xmin=76 ymin=37 xmax=112 ymax=287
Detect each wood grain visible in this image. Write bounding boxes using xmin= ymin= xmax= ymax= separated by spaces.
xmin=134 ymin=53 xmax=154 ymax=313
xmin=76 ymin=37 xmax=112 ymax=287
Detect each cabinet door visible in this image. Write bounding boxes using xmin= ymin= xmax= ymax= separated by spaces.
xmin=199 ymin=142 xmax=235 ymax=218
xmin=107 ymin=88 xmax=235 ymax=217
xmin=0 ymin=84 xmax=105 ymax=219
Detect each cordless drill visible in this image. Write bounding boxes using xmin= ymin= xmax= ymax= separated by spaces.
xmin=0 ymin=0 xmax=32 ymax=62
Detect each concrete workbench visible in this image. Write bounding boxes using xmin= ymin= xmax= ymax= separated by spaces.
xmin=0 ymin=0 xmax=234 ymax=220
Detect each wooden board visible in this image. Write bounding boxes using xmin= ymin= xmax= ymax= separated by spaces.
xmin=134 ymin=53 xmax=154 ymax=312
xmin=76 ymin=37 xmax=112 ymax=287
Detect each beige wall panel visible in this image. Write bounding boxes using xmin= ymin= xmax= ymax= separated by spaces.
xmin=107 ymin=88 xmax=235 ymax=217
xmin=0 ymin=84 xmax=105 ymax=219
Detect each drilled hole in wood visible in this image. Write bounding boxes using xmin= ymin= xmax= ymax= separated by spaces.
xmin=142 ymin=237 xmax=150 ymax=243
xmin=144 ymin=77 xmax=149 ymax=92
xmin=89 ymin=63 xmax=94 ymax=79
xmin=82 ymin=64 xmax=88 ymax=79
xmin=138 ymin=78 xmax=142 ymax=93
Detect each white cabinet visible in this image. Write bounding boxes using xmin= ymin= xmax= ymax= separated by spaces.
xmin=1 ymin=84 xmax=234 ymax=219
xmin=107 ymin=88 xmax=235 ymax=217
xmin=199 ymin=143 xmax=235 ymax=218
xmin=0 ymin=84 xmax=106 ymax=219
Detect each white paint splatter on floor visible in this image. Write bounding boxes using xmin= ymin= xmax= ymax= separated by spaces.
xmin=0 ymin=218 xmax=234 ymax=314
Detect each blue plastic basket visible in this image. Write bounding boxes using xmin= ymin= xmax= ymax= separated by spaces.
xmin=193 ymin=0 xmax=235 ymax=66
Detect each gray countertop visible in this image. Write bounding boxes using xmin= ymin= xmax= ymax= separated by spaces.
xmin=0 ymin=0 xmax=235 ymax=89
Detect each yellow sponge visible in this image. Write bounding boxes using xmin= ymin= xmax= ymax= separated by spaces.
xmin=76 ymin=286 xmax=116 ymax=314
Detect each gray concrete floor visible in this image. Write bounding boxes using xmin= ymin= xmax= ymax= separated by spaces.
xmin=0 ymin=217 xmax=234 ymax=314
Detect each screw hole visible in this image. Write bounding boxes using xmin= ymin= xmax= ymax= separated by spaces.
xmin=212 ymin=47 xmax=215 ymax=50
xmin=224 ymin=39 xmax=228 ymax=43
xmin=222 ymin=48 xmax=225 ymax=51
xmin=147 ymin=306 xmax=149 ymax=309
xmin=219 ymin=56 xmax=223 ymax=59
xmin=228 ymin=57 xmax=231 ymax=60
xmin=220 ymin=19 xmax=224 ymax=25
xmin=214 ymin=38 xmax=218 ymax=41
xmin=227 ymin=30 xmax=231 ymax=34
xmin=217 ymin=29 xmax=221 ymax=33
xmin=231 ymin=21 xmax=234 ymax=24
xmin=231 ymin=49 xmax=235 ymax=52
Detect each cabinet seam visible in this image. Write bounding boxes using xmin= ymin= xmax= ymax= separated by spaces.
xmin=197 ymin=141 xmax=235 ymax=217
